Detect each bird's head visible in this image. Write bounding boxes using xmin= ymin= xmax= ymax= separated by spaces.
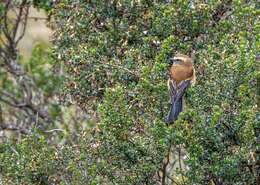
xmin=170 ymin=54 xmax=193 ymax=66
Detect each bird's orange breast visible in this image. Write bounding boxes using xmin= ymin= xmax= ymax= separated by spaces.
xmin=170 ymin=64 xmax=194 ymax=85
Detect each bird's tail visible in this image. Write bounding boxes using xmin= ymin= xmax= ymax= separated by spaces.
xmin=165 ymin=96 xmax=183 ymax=124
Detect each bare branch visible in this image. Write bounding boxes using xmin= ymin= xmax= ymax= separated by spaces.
xmin=12 ymin=0 xmax=27 ymax=41
xmin=2 ymin=0 xmax=14 ymax=45
xmin=44 ymin=129 xmax=65 ymax=133
xmin=15 ymin=5 xmax=30 ymax=45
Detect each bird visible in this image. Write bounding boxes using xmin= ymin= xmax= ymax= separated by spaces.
xmin=165 ymin=54 xmax=196 ymax=124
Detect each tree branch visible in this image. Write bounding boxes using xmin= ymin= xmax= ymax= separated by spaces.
xmin=12 ymin=0 xmax=27 ymax=41
xmin=15 ymin=5 xmax=29 ymax=45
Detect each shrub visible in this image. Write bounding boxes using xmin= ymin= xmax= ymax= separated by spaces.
xmin=50 ymin=1 xmax=259 ymax=184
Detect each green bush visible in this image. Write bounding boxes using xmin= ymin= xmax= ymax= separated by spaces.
xmin=0 ymin=133 xmax=58 ymax=184
xmin=0 ymin=1 xmax=258 ymax=184
xmin=50 ymin=0 xmax=259 ymax=184
xmin=0 ymin=131 xmax=96 ymax=184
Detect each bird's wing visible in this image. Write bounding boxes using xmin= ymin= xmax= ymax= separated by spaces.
xmin=165 ymin=80 xmax=191 ymax=124
xmin=168 ymin=80 xmax=191 ymax=103
xmin=175 ymin=80 xmax=191 ymax=100
xmin=168 ymin=79 xmax=177 ymax=102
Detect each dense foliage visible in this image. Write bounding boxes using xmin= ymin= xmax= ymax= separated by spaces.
xmin=0 ymin=0 xmax=259 ymax=185
xmin=51 ymin=0 xmax=259 ymax=184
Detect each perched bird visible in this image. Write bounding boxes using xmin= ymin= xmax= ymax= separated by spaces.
xmin=165 ymin=54 xmax=196 ymax=124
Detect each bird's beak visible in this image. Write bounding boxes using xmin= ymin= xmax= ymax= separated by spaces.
xmin=169 ymin=58 xmax=174 ymax=63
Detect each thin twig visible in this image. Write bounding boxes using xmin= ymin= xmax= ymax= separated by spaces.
xmin=12 ymin=0 xmax=26 ymax=41
xmin=10 ymin=146 xmax=20 ymax=156
xmin=3 ymin=0 xmax=13 ymax=45
xmin=15 ymin=5 xmax=29 ymax=45
xmin=44 ymin=129 xmax=65 ymax=133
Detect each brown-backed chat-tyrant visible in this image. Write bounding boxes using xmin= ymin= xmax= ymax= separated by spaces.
xmin=165 ymin=54 xmax=196 ymax=124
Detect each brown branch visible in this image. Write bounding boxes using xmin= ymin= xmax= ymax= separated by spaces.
xmin=15 ymin=5 xmax=29 ymax=45
xmin=12 ymin=0 xmax=27 ymax=41
xmin=3 ymin=0 xmax=14 ymax=46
